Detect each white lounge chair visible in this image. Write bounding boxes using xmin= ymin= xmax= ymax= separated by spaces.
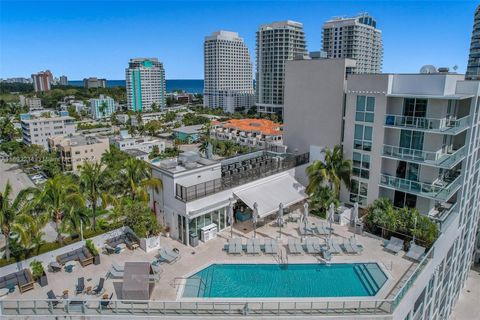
xmin=246 ymin=239 xmax=261 ymax=254
xmin=342 ymin=239 xmax=358 ymax=254
xmin=328 ymin=238 xmax=342 ymax=254
xmin=227 ymin=238 xmax=243 ymax=254
xmin=349 ymin=237 xmax=363 ymax=253
xmin=158 ymin=247 xmax=180 ymax=263
xmin=107 ymin=267 xmax=123 ymax=279
xmin=288 ymin=238 xmax=304 ymax=254
xmin=305 ymin=238 xmax=321 ymax=254
xmin=112 ymin=261 xmax=124 ymax=272
xmin=315 ymin=223 xmax=329 ymax=236
xmin=405 ymin=243 xmax=426 ymax=261
xmin=385 ymin=236 xmax=404 ymax=254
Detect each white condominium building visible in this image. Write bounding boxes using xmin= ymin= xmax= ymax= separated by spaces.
xmin=126 ymin=58 xmax=166 ymax=112
xmin=111 ymin=131 xmax=165 ymax=155
xmin=322 ymin=14 xmax=383 ymax=74
xmin=90 ymin=95 xmax=116 ymax=120
xmin=204 ymin=31 xmax=254 ymax=113
xmin=256 ymin=21 xmax=306 ymax=116
xmin=20 ymin=112 xmax=76 ymax=149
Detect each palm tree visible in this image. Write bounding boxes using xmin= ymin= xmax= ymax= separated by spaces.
xmin=120 ymin=158 xmax=162 ymax=201
xmin=79 ymin=161 xmax=110 ymax=230
xmin=199 ymin=123 xmax=212 ymax=157
xmin=306 ymin=145 xmax=352 ymax=197
xmin=0 ymin=181 xmax=37 ymax=259
xmin=37 ymin=175 xmax=85 ymax=244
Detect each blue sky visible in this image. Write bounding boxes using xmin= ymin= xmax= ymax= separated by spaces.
xmin=0 ymin=0 xmax=477 ymax=79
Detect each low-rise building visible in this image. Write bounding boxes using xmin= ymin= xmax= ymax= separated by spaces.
xmin=124 ymin=148 xmax=149 ymax=161
xmin=211 ymin=118 xmax=285 ymax=151
xmin=111 ymin=131 xmax=165 ymax=155
xmin=20 ymin=111 xmax=76 ymax=149
xmin=48 ymin=134 xmax=109 ymax=172
xmin=20 ymin=96 xmax=42 ymax=111
xmin=90 ymin=95 xmax=116 ymax=120
xmin=172 ymin=124 xmax=203 ymax=143
xmin=83 ymin=77 xmax=107 ymax=88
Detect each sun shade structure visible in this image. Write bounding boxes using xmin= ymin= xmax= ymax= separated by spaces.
xmin=122 ymin=262 xmax=154 ymax=300
xmin=233 ymin=174 xmax=306 ymax=218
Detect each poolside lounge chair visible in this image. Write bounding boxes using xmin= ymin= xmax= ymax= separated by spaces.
xmin=314 ymin=223 xmax=329 ymax=236
xmin=327 ymin=238 xmax=342 ymax=254
xmin=405 ymin=243 xmax=426 ymax=261
xmin=75 ymin=277 xmax=85 ymax=295
xmin=46 ymin=290 xmax=60 ymax=308
xmin=288 ymin=238 xmax=304 ymax=254
xmin=158 ymin=247 xmax=180 ymax=263
xmin=112 ymin=261 xmax=124 ymax=272
xmin=322 ymin=249 xmax=332 ymax=261
xmin=107 ymin=267 xmax=124 ymax=279
xmin=299 ymin=221 xmax=313 ymax=236
xmin=385 ymin=236 xmax=404 ymax=254
xmin=349 ymin=237 xmax=363 ymax=253
xmin=92 ymin=278 xmax=105 ymax=296
xmin=264 ymin=239 xmax=278 ymax=254
xmin=246 ymin=239 xmax=261 ymax=254
xmin=305 ymin=238 xmax=321 ymax=254
xmin=342 ymin=239 xmax=358 ymax=254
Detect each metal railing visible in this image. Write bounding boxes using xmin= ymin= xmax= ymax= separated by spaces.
xmin=379 ymin=174 xmax=462 ymax=202
xmin=384 ymin=114 xmax=470 ymax=134
xmin=429 ymin=202 xmax=459 ymax=233
xmin=175 ymin=152 xmax=309 ymax=202
xmin=382 ymin=145 xmax=466 ymax=168
xmin=0 ymin=298 xmax=395 ymax=317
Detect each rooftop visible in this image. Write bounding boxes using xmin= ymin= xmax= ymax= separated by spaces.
xmin=212 ymin=118 xmax=283 ymax=136
xmin=172 ymin=124 xmax=204 ymax=134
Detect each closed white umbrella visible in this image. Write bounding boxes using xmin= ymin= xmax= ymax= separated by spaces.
xmin=328 ymin=203 xmax=335 ymax=236
xmin=303 ymin=202 xmax=309 ymax=235
xmin=228 ymin=198 xmax=234 ymax=238
xmin=352 ymin=202 xmax=359 ymax=227
xmin=252 ymin=202 xmax=259 ymax=238
xmin=277 ymin=203 xmax=284 ymax=239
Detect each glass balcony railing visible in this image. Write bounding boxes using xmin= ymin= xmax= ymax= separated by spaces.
xmin=384 ymin=114 xmax=470 ymax=134
xmin=382 ymin=145 xmax=466 ymax=169
xmin=428 ymin=202 xmax=459 ymax=233
xmin=379 ymin=174 xmax=463 ymax=201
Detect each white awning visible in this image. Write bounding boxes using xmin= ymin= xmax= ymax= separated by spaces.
xmin=233 ymin=174 xmax=307 ymax=218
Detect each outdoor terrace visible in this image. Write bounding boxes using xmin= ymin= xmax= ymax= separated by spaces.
xmin=384 ymin=114 xmax=470 ymax=135
xmin=2 ymin=215 xmax=428 ymax=317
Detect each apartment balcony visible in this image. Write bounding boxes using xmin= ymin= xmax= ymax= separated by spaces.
xmin=428 ymin=202 xmax=459 ymax=233
xmin=382 ymin=145 xmax=466 ymax=169
xmin=379 ymin=174 xmax=462 ymax=202
xmin=384 ymin=114 xmax=470 ymax=135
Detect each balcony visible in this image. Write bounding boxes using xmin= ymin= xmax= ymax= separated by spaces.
xmin=379 ymin=174 xmax=462 ymax=202
xmin=384 ymin=114 xmax=470 ymax=135
xmin=382 ymin=145 xmax=466 ymax=169
xmin=428 ymin=202 xmax=459 ymax=233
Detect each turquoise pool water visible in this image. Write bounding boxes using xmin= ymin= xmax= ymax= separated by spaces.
xmin=183 ymin=263 xmax=388 ymax=298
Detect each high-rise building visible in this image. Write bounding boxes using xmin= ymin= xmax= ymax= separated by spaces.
xmin=59 ymin=75 xmax=68 ymax=86
xmin=256 ymin=21 xmax=306 ymax=116
xmin=126 ymin=58 xmax=166 ymax=112
xmin=31 ymin=70 xmax=53 ymax=92
xmin=466 ymin=5 xmax=480 ymax=80
xmin=204 ymin=31 xmax=254 ymax=113
xmin=83 ymin=77 xmax=107 ymax=88
xmin=284 ymin=58 xmax=480 ymax=318
xmin=322 ymin=13 xmax=383 ymax=74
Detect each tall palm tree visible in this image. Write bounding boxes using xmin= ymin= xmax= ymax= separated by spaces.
xmin=79 ymin=161 xmax=110 ymax=230
xmin=120 ymin=158 xmax=162 ymax=201
xmin=37 ymin=175 xmax=85 ymax=244
xmin=0 ymin=181 xmax=37 ymax=259
xmin=199 ymin=123 xmax=212 ymax=157
xmin=306 ymin=145 xmax=352 ymax=197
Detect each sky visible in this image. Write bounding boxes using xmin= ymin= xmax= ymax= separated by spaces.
xmin=0 ymin=0 xmax=478 ymax=80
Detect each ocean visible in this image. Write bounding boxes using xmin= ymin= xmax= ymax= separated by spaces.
xmin=68 ymin=79 xmax=204 ymax=93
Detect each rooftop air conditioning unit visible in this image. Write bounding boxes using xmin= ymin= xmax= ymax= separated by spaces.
xmin=183 ymin=161 xmax=198 ymax=169
xmin=159 ymin=158 xmax=177 ymax=169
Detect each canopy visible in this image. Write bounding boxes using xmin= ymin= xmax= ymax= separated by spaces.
xmin=122 ymin=262 xmax=154 ymax=300
xmin=233 ymin=174 xmax=307 ymax=218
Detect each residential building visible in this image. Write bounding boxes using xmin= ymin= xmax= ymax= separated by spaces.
xmin=211 ymin=118 xmax=285 ymax=151
xmin=20 ymin=111 xmax=76 ymax=149
xmin=285 ymin=63 xmax=480 ymax=319
xmin=172 ymin=124 xmax=203 ymax=143
xmin=111 ymin=131 xmax=165 ymax=155
xmin=31 ymin=70 xmax=52 ymax=92
xmin=466 ymin=5 xmax=480 ymax=80
xmin=1 ymin=77 xmax=31 ymax=84
xmin=126 ymin=58 xmax=166 ymax=112
xmin=204 ymin=31 xmax=254 ymax=113
xmin=19 ymin=96 xmax=42 ymax=111
xmin=256 ymin=21 xmax=306 ymax=116
xmin=59 ymin=75 xmax=68 ymax=86
xmin=48 ymin=134 xmax=109 ymax=172
xmin=83 ymin=77 xmax=107 ymax=88
xmin=322 ymin=13 xmax=383 ymax=74
xmin=90 ymin=95 xmax=116 ymax=120
xmin=124 ymin=148 xmax=149 ymax=161
xmin=149 ymin=150 xmax=309 ymax=245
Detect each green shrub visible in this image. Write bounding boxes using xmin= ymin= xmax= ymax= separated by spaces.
xmin=29 ymin=260 xmax=45 ymax=280
xmin=85 ymin=239 xmax=98 ymax=256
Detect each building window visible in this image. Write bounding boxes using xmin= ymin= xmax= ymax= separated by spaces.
xmin=355 ymin=95 xmax=375 ymax=122
xmin=352 ymin=152 xmax=370 ymax=179
xmin=354 ymin=124 xmax=373 ymax=151
xmin=350 ymin=179 xmax=368 ymax=206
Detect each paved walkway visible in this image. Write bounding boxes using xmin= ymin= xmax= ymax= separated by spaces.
xmin=450 ymin=266 xmax=480 ymax=319
xmin=0 ymin=160 xmax=34 ymax=197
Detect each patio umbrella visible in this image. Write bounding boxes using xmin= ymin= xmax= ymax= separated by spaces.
xmin=277 ymin=203 xmax=284 ymax=239
xmin=303 ymin=202 xmax=309 ymax=235
xmin=252 ymin=202 xmax=259 ymax=238
xmin=228 ymin=198 xmax=234 ymax=238
xmin=352 ymin=202 xmax=359 ymax=238
xmin=327 ymin=203 xmax=335 ymax=236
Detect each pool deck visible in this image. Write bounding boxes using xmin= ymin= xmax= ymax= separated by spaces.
xmin=5 ymin=216 xmax=414 ymax=302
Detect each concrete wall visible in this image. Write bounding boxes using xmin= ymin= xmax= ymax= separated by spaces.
xmin=283 ymin=58 xmax=355 ymax=154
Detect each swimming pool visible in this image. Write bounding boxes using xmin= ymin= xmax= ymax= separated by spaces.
xmin=182 ymin=263 xmax=388 ymax=298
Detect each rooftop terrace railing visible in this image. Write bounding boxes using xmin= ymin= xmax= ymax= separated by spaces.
xmin=384 ymin=114 xmax=470 ymax=134
xmin=175 ymin=152 xmax=309 ymax=202
xmin=382 ymin=145 xmax=466 ymax=169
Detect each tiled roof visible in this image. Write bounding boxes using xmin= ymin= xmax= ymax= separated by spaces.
xmin=213 ymin=119 xmax=283 ymax=136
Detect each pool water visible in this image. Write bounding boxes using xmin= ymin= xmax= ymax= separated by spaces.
xmin=183 ymin=263 xmax=388 ymax=298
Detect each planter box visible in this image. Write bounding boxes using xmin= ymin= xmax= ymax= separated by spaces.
xmin=140 ymin=236 xmax=160 ymax=253
xmin=93 ymin=255 xmax=101 ymax=265
xmin=38 ymin=274 xmax=48 ymax=287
